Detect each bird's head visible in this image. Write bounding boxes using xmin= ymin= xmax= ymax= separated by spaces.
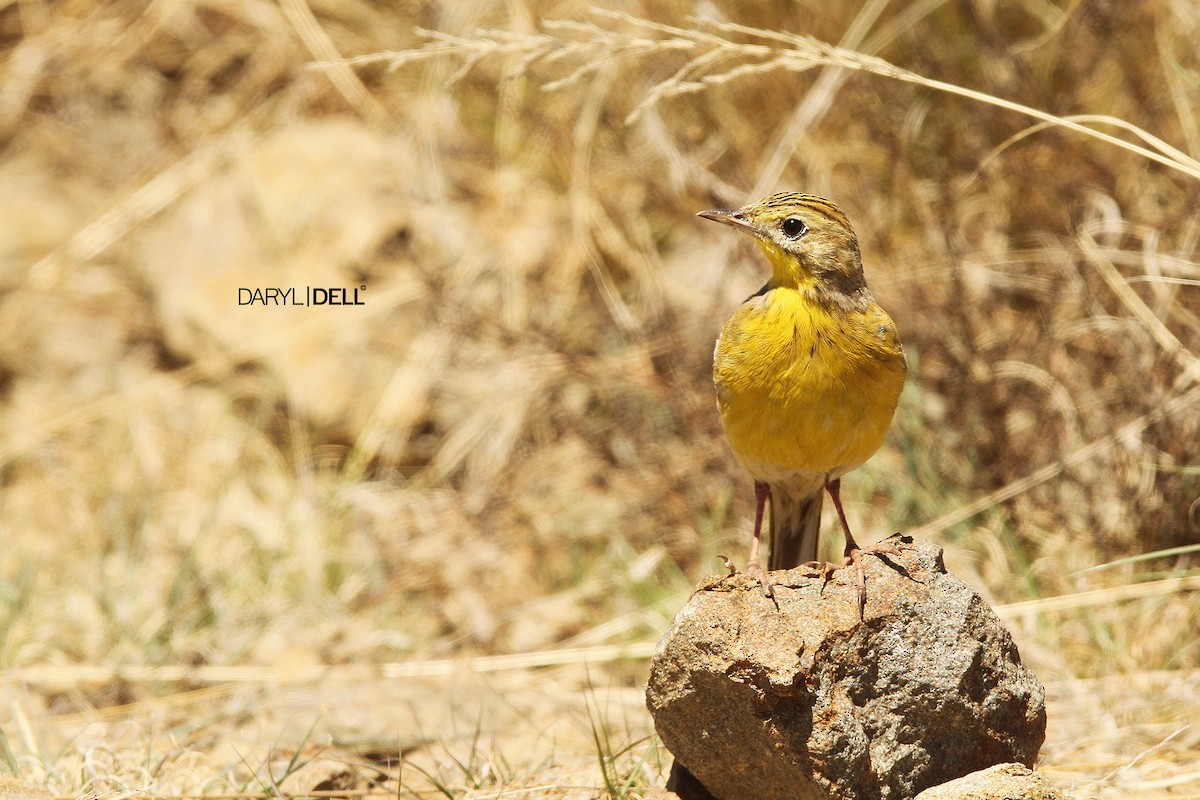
xmin=697 ymin=192 xmax=868 ymax=300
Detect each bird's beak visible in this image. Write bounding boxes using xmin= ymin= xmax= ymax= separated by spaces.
xmin=696 ymin=208 xmax=755 ymax=233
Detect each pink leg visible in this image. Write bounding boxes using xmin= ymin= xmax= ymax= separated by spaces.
xmin=719 ymin=481 xmax=774 ymax=600
xmin=748 ymin=480 xmax=769 ymax=569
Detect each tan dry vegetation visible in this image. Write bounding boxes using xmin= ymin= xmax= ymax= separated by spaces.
xmin=0 ymin=0 xmax=1198 ymax=797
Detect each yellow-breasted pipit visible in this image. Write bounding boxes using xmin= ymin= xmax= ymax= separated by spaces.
xmin=699 ymin=192 xmax=907 ymax=612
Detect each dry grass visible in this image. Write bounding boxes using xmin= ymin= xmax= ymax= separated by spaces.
xmin=0 ymin=0 xmax=1198 ymax=797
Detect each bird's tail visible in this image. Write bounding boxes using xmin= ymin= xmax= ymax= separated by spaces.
xmin=768 ymin=484 xmax=823 ymax=570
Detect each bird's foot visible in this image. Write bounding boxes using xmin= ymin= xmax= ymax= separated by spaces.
xmin=801 ymin=559 xmax=842 ymax=584
xmin=844 ymin=540 xmax=904 ymax=618
xmin=804 ymin=537 xmax=909 ymax=619
xmin=718 ymin=555 xmax=777 ymax=604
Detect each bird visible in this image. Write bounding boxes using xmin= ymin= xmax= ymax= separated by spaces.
xmin=698 ymin=192 xmax=908 ymax=612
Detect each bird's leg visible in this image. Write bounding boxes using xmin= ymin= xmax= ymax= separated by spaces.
xmin=718 ymin=481 xmax=775 ymax=601
xmin=745 ymin=481 xmax=772 ymax=594
xmin=825 ymin=478 xmax=901 ymax=617
xmin=826 ymin=478 xmax=858 ymax=551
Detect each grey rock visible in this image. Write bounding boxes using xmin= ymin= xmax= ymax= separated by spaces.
xmin=646 ymin=535 xmax=1046 ymax=800
xmin=914 ymin=762 xmax=1066 ymax=799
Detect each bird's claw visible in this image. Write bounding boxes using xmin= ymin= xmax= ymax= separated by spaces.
xmin=719 ymin=556 xmax=777 ymax=604
xmin=743 ymin=560 xmax=775 ymax=601
xmin=801 ymin=559 xmax=841 ymax=593
xmin=804 ymin=539 xmax=909 ymax=619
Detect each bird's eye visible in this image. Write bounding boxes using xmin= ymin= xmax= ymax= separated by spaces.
xmin=781 ymin=217 xmax=808 ymax=239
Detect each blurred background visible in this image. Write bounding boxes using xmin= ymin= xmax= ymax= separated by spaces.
xmin=0 ymin=0 xmax=1198 ymax=796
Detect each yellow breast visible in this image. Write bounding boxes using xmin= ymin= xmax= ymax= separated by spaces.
xmin=713 ymin=286 xmax=907 ymax=481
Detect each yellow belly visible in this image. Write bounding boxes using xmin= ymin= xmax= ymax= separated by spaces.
xmin=713 ymin=286 xmax=907 ymax=483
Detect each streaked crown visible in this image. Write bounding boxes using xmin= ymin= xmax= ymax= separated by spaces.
xmin=697 ymin=192 xmax=867 ymax=297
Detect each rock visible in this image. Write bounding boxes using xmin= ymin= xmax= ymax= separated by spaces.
xmin=914 ymin=763 xmax=1066 ymax=799
xmin=646 ymin=535 xmax=1046 ymax=800
xmin=276 ymin=757 xmax=363 ymax=794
